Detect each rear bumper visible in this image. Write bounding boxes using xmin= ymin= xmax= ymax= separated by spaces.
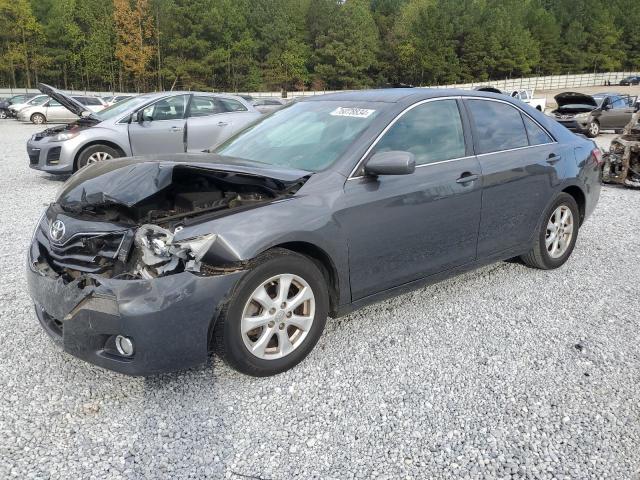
xmin=26 ymin=248 xmax=244 ymax=376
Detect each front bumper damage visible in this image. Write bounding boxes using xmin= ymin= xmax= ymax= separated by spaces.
xmin=27 ymin=241 xmax=243 ymax=376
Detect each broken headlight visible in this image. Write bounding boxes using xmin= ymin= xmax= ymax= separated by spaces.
xmin=133 ymin=224 xmax=217 ymax=278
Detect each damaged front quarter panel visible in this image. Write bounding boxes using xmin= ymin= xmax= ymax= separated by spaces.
xmin=50 ymin=154 xmax=311 ymax=281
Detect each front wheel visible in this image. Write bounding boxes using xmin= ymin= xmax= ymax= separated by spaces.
xmin=0 ymin=109 xmax=7 ymax=119
xmin=586 ymin=120 xmax=599 ymax=138
xmin=76 ymin=144 xmax=121 ymax=170
xmin=520 ymin=193 xmax=579 ymax=270
xmin=214 ymin=248 xmax=329 ymax=376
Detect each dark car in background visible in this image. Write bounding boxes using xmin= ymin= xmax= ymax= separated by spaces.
xmin=27 ymin=89 xmax=601 ymax=377
xmin=619 ymin=75 xmax=640 ymax=86
xmin=550 ymin=92 xmax=638 ymax=137
xmin=0 ymin=93 xmax=38 ymax=119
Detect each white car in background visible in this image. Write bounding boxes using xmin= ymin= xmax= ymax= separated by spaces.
xmin=509 ymin=89 xmax=546 ymax=111
xmin=18 ymin=95 xmax=107 ymax=124
xmin=8 ymin=94 xmax=50 ymax=118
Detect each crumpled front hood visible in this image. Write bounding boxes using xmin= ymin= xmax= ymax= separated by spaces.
xmin=56 ymin=153 xmax=311 ymax=209
xmin=554 ymin=92 xmax=598 ymax=109
xmin=38 ymin=82 xmax=95 ymax=119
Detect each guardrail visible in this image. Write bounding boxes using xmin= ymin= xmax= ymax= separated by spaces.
xmin=2 ymin=71 xmax=638 ymax=99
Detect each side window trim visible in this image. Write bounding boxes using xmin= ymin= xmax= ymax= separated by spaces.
xmin=462 ymin=97 xmax=556 ymax=155
xmin=348 ymin=96 xmax=469 ymax=178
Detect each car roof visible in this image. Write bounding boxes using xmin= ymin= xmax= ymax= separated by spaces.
xmin=301 ymin=88 xmax=511 ymax=104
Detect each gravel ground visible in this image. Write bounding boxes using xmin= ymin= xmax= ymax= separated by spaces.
xmin=1 ymin=120 xmax=639 ymax=479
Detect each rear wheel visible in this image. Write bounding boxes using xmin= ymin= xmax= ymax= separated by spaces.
xmin=0 ymin=109 xmax=7 ymax=119
xmin=214 ymin=248 xmax=328 ymax=376
xmin=31 ymin=113 xmax=46 ymax=125
xmin=76 ymin=144 xmax=121 ymax=170
xmin=586 ymin=120 xmax=599 ymax=138
xmin=520 ymin=193 xmax=579 ymax=270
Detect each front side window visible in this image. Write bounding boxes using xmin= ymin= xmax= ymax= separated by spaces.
xmin=140 ymin=95 xmax=189 ymax=121
xmin=215 ymin=101 xmax=384 ymax=172
xmin=466 ymin=100 xmax=529 ymax=154
xmin=372 ymin=99 xmax=466 ymax=165
xmin=611 ymin=97 xmax=626 ymax=109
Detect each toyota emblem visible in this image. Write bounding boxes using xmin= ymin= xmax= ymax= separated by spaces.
xmin=50 ymin=220 xmax=66 ymax=242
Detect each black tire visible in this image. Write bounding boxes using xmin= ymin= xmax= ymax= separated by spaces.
xmin=0 ymin=109 xmax=7 ymax=119
xmin=586 ymin=120 xmax=599 ymax=138
xmin=76 ymin=144 xmax=121 ymax=170
xmin=520 ymin=193 xmax=580 ymax=270
xmin=31 ymin=113 xmax=46 ymax=124
xmin=214 ymin=248 xmax=329 ymax=376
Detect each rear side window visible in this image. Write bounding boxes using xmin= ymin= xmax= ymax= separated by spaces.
xmin=522 ymin=115 xmax=553 ymax=145
xmin=218 ymin=98 xmax=248 ymax=112
xmin=189 ymin=96 xmax=224 ymax=117
xmin=372 ymin=99 xmax=466 ymax=166
xmin=466 ymin=100 xmax=528 ymax=154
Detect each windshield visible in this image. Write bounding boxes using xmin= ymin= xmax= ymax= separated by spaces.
xmin=93 ymin=96 xmax=145 ymax=121
xmin=215 ymin=101 xmax=383 ymax=171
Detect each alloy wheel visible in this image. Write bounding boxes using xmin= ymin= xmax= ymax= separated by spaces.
xmin=545 ymin=205 xmax=574 ymax=259
xmin=589 ymin=121 xmax=599 ymax=137
xmin=86 ymin=151 xmax=113 ymax=165
xmin=241 ymin=273 xmax=315 ymax=360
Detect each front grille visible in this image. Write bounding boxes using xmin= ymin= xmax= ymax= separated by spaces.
xmin=47 ymin=147 xmax=61 ymax=165
xmin=39 ymin=231 xmax=127 ymax=274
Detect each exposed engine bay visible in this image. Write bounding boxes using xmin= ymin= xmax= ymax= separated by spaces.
xmin=35 ymin=160 xmax=308 ymax=282
xmin=602 ymin=111 xmax=640 ymax=188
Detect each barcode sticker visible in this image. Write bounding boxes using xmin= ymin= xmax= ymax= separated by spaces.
xmin=330 ymin=107 xmax=376 ymax=118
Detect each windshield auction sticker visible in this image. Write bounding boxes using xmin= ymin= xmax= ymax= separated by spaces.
xmin=330 ymin=107 xmax=376 ymax=118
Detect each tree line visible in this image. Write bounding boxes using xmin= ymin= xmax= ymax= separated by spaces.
xmin=1 ymin=0 xmax=639 ymax=94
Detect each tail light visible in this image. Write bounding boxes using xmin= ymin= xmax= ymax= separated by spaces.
xmin=591 ymin=148 xmax=603 ymax=166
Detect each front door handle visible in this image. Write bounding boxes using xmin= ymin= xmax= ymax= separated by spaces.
xmin=217 ymin=121 xmax=229 ymax=126
xmin=546 ymin=153 xmax=561 ymax=164
xmin=170 ymin=126 xmax=183 ymax=132
xmin=456 ymin=172 xmax=479 ymax=184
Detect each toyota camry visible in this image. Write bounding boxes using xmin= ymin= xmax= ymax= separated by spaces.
xmin=26 ymin=89 xmax=602 ymax=376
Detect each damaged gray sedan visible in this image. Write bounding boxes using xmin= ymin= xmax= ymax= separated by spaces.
xmin=27 ymin=89 xmax=602 ymax=376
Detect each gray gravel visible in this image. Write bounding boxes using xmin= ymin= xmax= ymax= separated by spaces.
xmin=1 ymin=120 xmax=639 ymax=479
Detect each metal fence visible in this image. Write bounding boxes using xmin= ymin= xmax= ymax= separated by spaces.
xmin=2 ymin=71 xmax=638 ymax=99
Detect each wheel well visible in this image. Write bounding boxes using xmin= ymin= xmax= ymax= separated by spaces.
xmin=274 ymin=242 xmax=340 ymax=316
xmin=31 ymin=112 xmax=45 ymax=121
xmin=74 ymin=141 xmax=126 ymax=171
xmin=562 ymin=186 xmax=586 ymax=225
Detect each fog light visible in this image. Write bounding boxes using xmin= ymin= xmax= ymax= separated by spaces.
xmin=115 ymin=335 xmax=134 ymax=357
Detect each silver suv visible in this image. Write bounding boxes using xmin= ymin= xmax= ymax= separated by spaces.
xmin=27 ymin=84 xmax=261 ymax=174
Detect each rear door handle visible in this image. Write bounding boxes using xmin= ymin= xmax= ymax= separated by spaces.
xmin=217 ymin=121 xmax=229 ymax=126
xmin=456 ymin=172 xmax=479 ymax=184
xmin=170 ymin=126 xmax=183 ymax=132
xmin=546 ymin=153 xmax=561 ymax=164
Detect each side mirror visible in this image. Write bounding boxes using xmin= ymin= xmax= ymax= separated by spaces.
xmin=136 ymin=110 xmax=145 ymax=123
xmin=364 ymin=151 xmax=416 ymax=176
